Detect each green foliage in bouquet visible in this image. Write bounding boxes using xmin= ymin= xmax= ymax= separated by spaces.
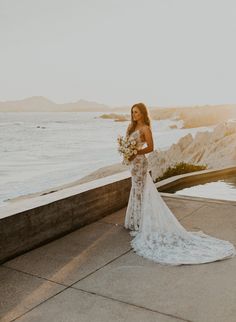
xmin=155 ymin=161 xmax=207 ymax=182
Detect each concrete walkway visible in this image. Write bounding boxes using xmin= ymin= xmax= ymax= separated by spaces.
xmin=1 ymin=195 xmax=236 ymax=322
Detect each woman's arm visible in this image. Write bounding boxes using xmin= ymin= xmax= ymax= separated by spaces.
xmin=137 ymin=126 xmax=154 ymax=155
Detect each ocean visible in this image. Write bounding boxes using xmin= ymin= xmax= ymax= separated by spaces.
xmin=0 ymin=112 xmax=213 ymax=206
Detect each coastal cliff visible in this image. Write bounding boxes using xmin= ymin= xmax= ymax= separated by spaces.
xmin=148 ymin=120 xmax=236 ymax=181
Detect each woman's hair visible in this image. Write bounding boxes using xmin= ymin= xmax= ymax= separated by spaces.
xmin=126 ymin=102 xmax=152 ymax=136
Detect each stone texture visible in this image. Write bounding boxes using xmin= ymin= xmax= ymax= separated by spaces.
xmin=0 ymin=266 xmax=64 ymax=322
xmin=0 ymin=172 xmax=131 ymax=263
xmin=4 ymin=221 xmax=132 ymax=285
xmin=148 ymin=120 xmax=236 ymax=181
xmin=15 ymin=288 xmax=183 ymax=322
xmin=180 ymin=204 xmax=236 ymax=244
xmin=99 ymin=207 xmax=127 ymax=225
xmin=163 ymin=196 xmax=205 ymax=221
xmin=73 ymin=251 xmax=236 ymax=322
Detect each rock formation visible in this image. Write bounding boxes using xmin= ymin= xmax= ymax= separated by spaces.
xmin=148 ymin=120 xmax=236 ymax=181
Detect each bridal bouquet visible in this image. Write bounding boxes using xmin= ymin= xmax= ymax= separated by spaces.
xmin=117 ymin=134 xmax=138 ymax=165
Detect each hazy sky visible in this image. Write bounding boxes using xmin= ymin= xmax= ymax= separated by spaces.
xmin=0 ymin=0 xmax=236 ymax=107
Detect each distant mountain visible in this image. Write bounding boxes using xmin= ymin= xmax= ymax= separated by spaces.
xmin=61 ymin=99 xmax=112 ymax=112
xmin=0 ymin=96 xmax=112 ymax=112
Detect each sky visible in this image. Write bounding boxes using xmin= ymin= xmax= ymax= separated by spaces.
xmin=0 ymin=0 xmax=236 ymax=107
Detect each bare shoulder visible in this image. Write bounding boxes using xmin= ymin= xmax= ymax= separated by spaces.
xmin=142 ymin=125 xmax=152 ymax=134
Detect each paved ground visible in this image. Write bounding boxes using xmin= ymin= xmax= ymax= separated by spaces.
xmin=1 ymin=195 xmax=236 ymax=322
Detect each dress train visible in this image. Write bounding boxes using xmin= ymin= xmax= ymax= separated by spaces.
xmin=129 ymin=171 xmax=236 ymax=265
xmin=124 ymin=129 xmax=236 ymax=265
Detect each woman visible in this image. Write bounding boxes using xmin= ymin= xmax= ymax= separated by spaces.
xmin=124 ymin=102 xmax=236 ymax=265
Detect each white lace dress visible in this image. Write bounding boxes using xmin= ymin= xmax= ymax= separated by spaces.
xmin=124 ymin=129 xmax=236 ymax=265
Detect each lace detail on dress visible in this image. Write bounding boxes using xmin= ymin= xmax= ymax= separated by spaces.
xmin=131 ymin=228 xmax=236 ymax=265
xmin=124 ymin=129 xmax=148 ymax=231
xmin=123 ymin=130 xmax=236 ymax=265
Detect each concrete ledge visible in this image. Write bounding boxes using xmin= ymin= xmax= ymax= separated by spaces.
xmin=155 ymin=165 xmax=236 ymax=194
xmin=0 ymin=171 xmax=132 ymax=264
xmin=160 ymin=191 xmax=236 ymax=206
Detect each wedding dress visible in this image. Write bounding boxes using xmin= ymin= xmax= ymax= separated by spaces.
xmin=124 ymin=129 xmax=236 ymax=265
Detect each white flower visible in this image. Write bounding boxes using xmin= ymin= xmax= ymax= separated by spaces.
xmin=117 ymin=134 xmax=138 ymax=164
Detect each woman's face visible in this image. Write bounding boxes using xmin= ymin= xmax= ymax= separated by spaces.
xmin=132 ymin=106 xmax=143 ymax=122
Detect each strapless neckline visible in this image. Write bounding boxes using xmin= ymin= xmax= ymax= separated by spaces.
xmin=133 ymin=129 xmax=143 ymax=135
xmin=130 ymin=129 xmax=140 ymax=138
xmin=131 ymin=129 xmax=146 ymax=143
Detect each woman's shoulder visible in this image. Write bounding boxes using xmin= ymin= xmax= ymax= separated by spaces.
xmin=141 ymin=125 xmax=151 ymax=133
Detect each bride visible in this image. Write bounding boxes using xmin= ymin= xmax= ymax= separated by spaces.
xmin=124 ymin=102 xmax=236 ymax=265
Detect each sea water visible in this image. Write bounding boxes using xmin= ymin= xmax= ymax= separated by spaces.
xmin=0 ymin=112 xmax=212 ymax=206
xmin=173 ymin=176 xmax=236 ymax=201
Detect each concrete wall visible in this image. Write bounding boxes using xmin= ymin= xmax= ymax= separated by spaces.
xmin=0 ymin=171 xmax=132 ymax=264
